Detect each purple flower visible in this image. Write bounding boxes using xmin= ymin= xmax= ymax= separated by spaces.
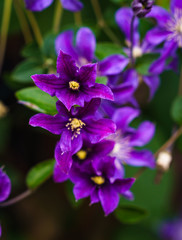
xmin=160 ymin=219 xmax=182 ymax=240
xmin=132 ymin=0 xmax=154 ymax=18
xmin=145 ymin=0 xmax=182 ymax=73
xmin=0 ymin=168 xmax=11 ymax=202
xmin=31 ymin=50 xmax=113 ymax=111
xmin=69 ymin=156 xmax=135 ymax=215
xmin=108 ymin=106 xmax=156 ymax=168
xmin=29 ymin=99 xmax=116 ymax=169
xmin=24 ymin=0 xmax=83 ymax=12
xmin=115 ymin=7 xmax=160 ymax=99
xmin=55 ymin=28 xmax=129 ymax=76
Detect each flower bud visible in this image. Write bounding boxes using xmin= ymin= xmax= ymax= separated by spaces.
xmin=132 ymin=0 xmax=154 ymax=18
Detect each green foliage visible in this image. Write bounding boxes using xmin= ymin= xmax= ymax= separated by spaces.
xmin=96 ymin=76 xmax=108 ymax=85
xmin=95 ymin=42 xmax=126 ymax=60
xmin=135 ymin=53 xmax=160 ymax=76
xmin=115 ymin=204 xmax=149 ymax=224
xmin=171 ymin=96 xmax=182 ymax=125
xmin=41 ymin=33 xmax=57 ymax=59
xmin=16 ymin=87 xmax=58 ymax=115
xmin=26 ymin=159 xmax=55 ymax=189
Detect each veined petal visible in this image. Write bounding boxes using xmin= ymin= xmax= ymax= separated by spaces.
xmin=76 ymin=98 xmax=101 ymax=119
xmin=61 ymin=0 xmax=83 ymax=12
xmin=31 ymin=74 xmax=65 ymax=97
xmin=145 ymin=27 xmax=170 ymax=45
xmin=55 ymin=30 xmax=78 ymax=60
xmin=82 ymin=83 xmax=114 ymax=102
xmin=90 ymin=189 xmax=99 ymax=204
xmin=73 ymin=180 xmax=95 ymax=200
xmin=53 ymin=163 xmax=69 ymax=182
xmin=25 ymin=0 xmax=53 ymax=11
xmin=98 ymin=55 xmax=129 ymax=76
xmin=99 ymin=185 xmax=120 ymax=216
xmin=113 ymin=178 xmax=135 ymax=195
xmin=79 ymin=64 xmax=97 ymax=87
xmin=84 ymin=118 xmax=116 ymax=144
xmin=76 ymin=27 xmax=96 ymax=62
xmin=128 ymin=150 xmax=156 ymax=168
xmin=171 ymin=0 xmax=182 ymax=13
xmin=57 ymin=50 xmax=78 ymax=79
xmin=130 ymin=121 xmax=155 ymax=147
xmin=112 ymin=107 xmax=140 ymax=132
xmin=29 ymin=113 xmax=65 ymax=134
xmin=115 ymin=7 xmax=139 ymax=45
xmin=147 ymin=6 xmax=171 ymax=28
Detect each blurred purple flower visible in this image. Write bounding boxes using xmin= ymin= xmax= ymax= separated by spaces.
xmin=24 ymin=0 xmax=83 ymax=12
xmin=160 ymin=219 xmax=182 ymax=240
xmin=29 ymin=99 xmax=116 ymax=173
xmin=55 ymin=27 xmax=129 ymax=76
xmin=69 ymin=156 xmax=135 ymax=215
xmin=145 ymin=0 xmax=182 ymax=73
xmin=31 ymin=50 xmax=113 ymax=111
xmin=0 ymin=168 xmax=11 ymax=202
xmin=132 ymin=0 xmax=154 ymax=18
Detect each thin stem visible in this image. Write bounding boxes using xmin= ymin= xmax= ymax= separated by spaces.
xmin=74 ymin=12 xmax=82 ymax=26
xmin=13 ymin=0 xmax=33 ymax=44
xmin=26 ymin=11 xmax=43 ymax=47
xmin=53 ymin=0 xmax=63 ymax=33
xmin=90 ymin=0 xmax=120 ymax=45
xmin=133 ymin=127 xmax=182 ymax=179
xmin=0 ymin=0 xmax=13 ymax=74
xmin=0 ymin=189 xmax=34 ymax=207
xmin=130 ymin=15 xmax=135 ymax=67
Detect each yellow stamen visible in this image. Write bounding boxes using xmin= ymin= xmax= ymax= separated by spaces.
xmin=69 ymin=81 xmax=80 ymax=90
xmin=65 ymin=118 xmax=86 ymax=139
xmin=91 ymin=176 xmax=105 ymax=185
xmin=76 ymin=150 xmax=87 ymax=160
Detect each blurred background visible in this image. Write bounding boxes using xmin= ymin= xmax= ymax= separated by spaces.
xmin=1 ymin=0 xmax=182 ymax=239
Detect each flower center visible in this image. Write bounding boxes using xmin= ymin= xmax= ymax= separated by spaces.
xmin=91 ymin=176 xmax=105 ymax=185
xmin=76 ymin=150 xmax=87 ymax=160
xmin=166 ymin=8 xmax=182 ymax=47
xmin=132 ymin=46 xmax=143 ymax=58
xmin=69 ymin=81 xmax=80 ymax=90
xmin=66 ymin=118 xmax=86 ymax=139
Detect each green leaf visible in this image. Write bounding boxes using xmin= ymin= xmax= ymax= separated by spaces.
xmin=95 ymin=42 xmax=125 ymax=60
xmin=16 ymin=87 xmax=57 ymax=115
xmin=21 ymin=42 xmax=42 ymax=61
xmin=115 ymin=205 xmax=149 ymax=224
xmin=96 ymin=76 xmax=108 ymax=85
xmin=171 ymin=96 xmax=182 ymax=125
xmin=42 ymin=33 xmax=57 ymax=59
xmin=11 ymin=60 xmax=43 ymax=84
xmin=26 ymin=159 xmax=55 ymax=189
xmin=135 ymin=53 xmax=159 ymax=75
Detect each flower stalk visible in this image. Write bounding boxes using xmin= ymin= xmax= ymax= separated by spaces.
xmin=53 ymin=0 xmax=63 ymax=33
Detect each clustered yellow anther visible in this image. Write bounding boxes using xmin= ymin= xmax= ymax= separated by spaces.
xmin=91 ymin=176 xmax=105 ymax=185
xmin=66 ymin=118 xmax=86 ymax=139
xmin=69 ymin=81 xmax=80 ymax=90
xmin=76 ymin=150 xmax=87 ymax=160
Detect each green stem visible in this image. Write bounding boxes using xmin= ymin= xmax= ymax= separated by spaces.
xmin=0 ymin=0 xmax=12 ymax=74
xmin=90 ymin=0 xmax=120 ymax=45
xmin=178 ymin=64 xmax=182 ymax=95
xmin=74 ymin=12 xmax=82 ymax=26
xmin=14 ymin=0 xmax=33 ymax=44
xmin=53 ymin=0 xmax=63 ymax=33
xmin=26 ymin=11 xmax=43 ymax=47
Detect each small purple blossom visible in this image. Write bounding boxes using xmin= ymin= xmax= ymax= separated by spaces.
xmin=29 ymin=99 xmax=116 ymax=173
xmin=0 ymin=168 xmax=11 ymax=202
xmin=55 ymin=28 xmax=129 ymax=76
xmin=69 ymin=156 xmax=135 ymax=215
xmin=31 ymin=50 xmax=113 ymax=111
xmin=132 ymin=0 xmax=154 ymax=18
xmin=24 ymin=0 xmax=83 ymax=12
xmin=160 ymin=218 xmax=182 ymax=240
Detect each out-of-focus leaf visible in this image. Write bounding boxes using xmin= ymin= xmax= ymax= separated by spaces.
xmin=26 ymin=159 xmax=55 ymax=189
xmin=42 ymin=33 xmax=57 ymax=59
xmin=16 ymin=87 xmax=57 ymax=115
xmin=96 ymin=76 xmax=108 ymax=85
xmin=135 ymin=53 xmax=159 ymax=76
xmin=115 ymin=205 xmax=149 ymax=224
xmin=171 ymin=96 xmax=182 ymax=125
xmin=11 ymin=60 xmax=43 ymax=84
xmin=0 ymin=117 xmax=11 ymax=153
xmin=95 ymin=42 xmax=126 ymax=60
